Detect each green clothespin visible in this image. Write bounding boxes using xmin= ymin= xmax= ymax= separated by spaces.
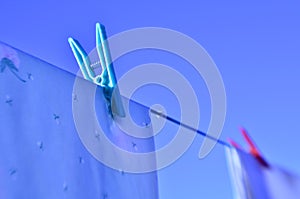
xmin=68 ymin=23 xmax=125 ymax=117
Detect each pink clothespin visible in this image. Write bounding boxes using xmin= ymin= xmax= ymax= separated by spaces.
xmin=229 ymin=128 xmax=269 ymax=168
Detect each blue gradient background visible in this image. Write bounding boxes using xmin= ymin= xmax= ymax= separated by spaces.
xmin=1 ymin=1 xmax=300 ymax=198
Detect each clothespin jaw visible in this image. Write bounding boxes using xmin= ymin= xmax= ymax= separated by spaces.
xmin=68 ymin=23 xmax=125 ymax=118
xmin=229 ymin=128 xmax=269 ymax=168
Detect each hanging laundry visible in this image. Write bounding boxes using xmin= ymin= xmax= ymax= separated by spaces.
xmin=226 ymin=129 xmax=300 ymax=199
xmin=0 ymin=42 xmax=159 ymax=199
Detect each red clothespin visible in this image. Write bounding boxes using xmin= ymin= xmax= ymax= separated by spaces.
xmin=229 ymin=128 xmax=269 ymax=168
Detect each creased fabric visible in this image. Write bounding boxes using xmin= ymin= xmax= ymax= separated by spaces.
xmin=0 ymin=42 xmax=159 ymax=199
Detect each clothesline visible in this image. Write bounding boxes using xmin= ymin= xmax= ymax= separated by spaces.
xmin=149 ymin=108 xmax=231 ymax=148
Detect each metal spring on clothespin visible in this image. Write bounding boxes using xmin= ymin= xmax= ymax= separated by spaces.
xmin=68 ymin=23 xmax=125 ymax=117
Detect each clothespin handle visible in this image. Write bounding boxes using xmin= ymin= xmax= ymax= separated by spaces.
xmin=68 ymin=23 xmax=125 ymax=118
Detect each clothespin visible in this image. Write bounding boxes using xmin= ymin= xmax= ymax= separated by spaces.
xmin=229 ymin=128 xmax=269 ymax=168
xmin=68 ymin=23 xmax=125 ymax=117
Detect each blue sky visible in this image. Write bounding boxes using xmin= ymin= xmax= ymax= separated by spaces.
xmin=1 ymin=1 xmax=300 ymax=198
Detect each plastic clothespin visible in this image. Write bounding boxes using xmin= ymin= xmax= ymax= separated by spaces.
xmin=68 ymin=23 xmax=125 ymax=118
xmin=229 ymin=128 xmax=269 ymax=168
